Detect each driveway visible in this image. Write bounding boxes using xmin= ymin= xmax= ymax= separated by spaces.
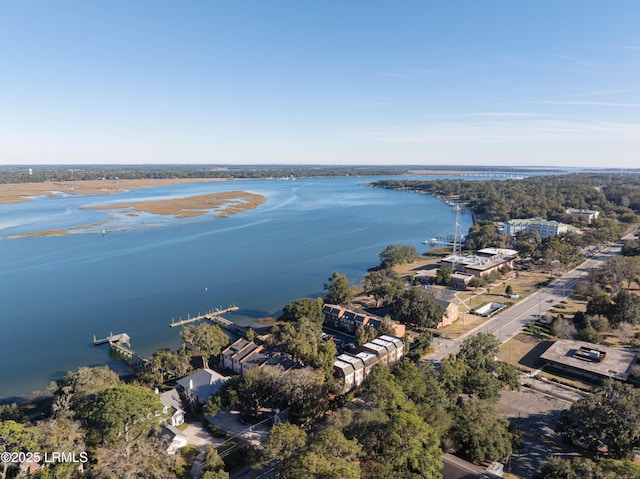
xmin=181 ymin=421 xmax=221 ymax=447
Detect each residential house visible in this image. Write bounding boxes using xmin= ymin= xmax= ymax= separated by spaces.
xmin=221 ymin=338 xmax=251 ymax=370
xmin=337 ymin=354 xmax=366 ymax=387
xmin=159 ymin=388 xmax=185 ymax=427
xmin=231 ymin=342 xmax=264 ymax=373
xmin=355 ymin=350 xmax=378 ymax=376
xmin=240 ymin=348 xmax=270 ymax=373
xmin=322 ymin=304 xmax=345 ymax=328
xmin=262 ymin=352 xmax=298 ymax=371
xmin=435 ymin=300 xmax=459 ymax=329
xmin=221 ymin=338 xmax=266 ymax=374
xmin=176 ymin=368 xmax=229 ymax=405
xmin=322 ymin=303 xmax=405 ymax=337
xmin=379 ymin=335 xmax=405 ymax=359
xmin=359 ymin=341 xmax=390 ymax=366
xmin=371 ymin=338 xmax=399 ymax=364
xmin=333 ymin=334 xmax=405 ymax=392
xmin=334 ymin=359 xmax=356 ymax=391
xmin=161 ymin=425 xmax=188 ymax=455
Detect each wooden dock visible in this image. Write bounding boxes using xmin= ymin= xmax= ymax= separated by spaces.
xmin=92 ymin=332 xmax=151 ymax=370
xmin=169 ymin=306 xmax=244 ymax=334
xmin=93 ymin=332 xmax=131 ymax=346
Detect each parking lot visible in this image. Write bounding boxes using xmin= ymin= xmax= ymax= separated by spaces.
xmin=498 ymin=388 xmax=577 ymax=478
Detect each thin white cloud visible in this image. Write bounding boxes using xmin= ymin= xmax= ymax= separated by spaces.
xmin=400 ymin=68 xmax=443 ymax=74
xmin=367 ymin=119 xmax=640 ymax=144
xmin=379 ymin=68 xmax=443 ymax=78
xmin=572 ymin=89 xmax=630 ymax=97
xmin=537 ymin=100 xmax=640 ymax=107
xmin=466 ymin=112 xmax=550 ymax=118
xmin=553 ymin=54 xmax=601 ymax=68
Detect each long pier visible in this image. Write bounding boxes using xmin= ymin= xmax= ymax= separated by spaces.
xmin=169 ymin=306 xmax=245 ymax=334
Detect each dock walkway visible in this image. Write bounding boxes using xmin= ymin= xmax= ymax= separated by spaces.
xmin=93 ymin=332 xmax=151 ymax=369
xmin=169 ymin=306 xmax=245 ymax=335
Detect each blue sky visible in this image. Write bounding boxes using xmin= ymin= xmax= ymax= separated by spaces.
xmin=1 ymin=1 xmax=639 ymax=167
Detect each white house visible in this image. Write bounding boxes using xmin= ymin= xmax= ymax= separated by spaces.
xmin=162 ymin=425 xmax=188 ymax=454
xmin=160 ymin=388 xmax=185 ymax=427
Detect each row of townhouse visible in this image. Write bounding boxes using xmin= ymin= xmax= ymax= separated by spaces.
xmin=333 ymin=335 xmax=405 ymax=392
xmin=220 ymin=337 xmax=297 ymax=375
xmin=322 ymin=304 xmax=406 ymax=337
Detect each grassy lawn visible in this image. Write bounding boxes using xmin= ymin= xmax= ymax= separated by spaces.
xmin=499 ymin=332 xmax=551 ymax=371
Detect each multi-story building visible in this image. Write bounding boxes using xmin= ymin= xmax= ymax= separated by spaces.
xmin=566 ymin=208 xmax=600 ymax=223
xmin=504 ymin=217 xmax=570 ymax=239
xmin=333 ymin=334 xmax=405 ymax=392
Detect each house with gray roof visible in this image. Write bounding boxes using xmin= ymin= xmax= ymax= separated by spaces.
xmin=159 ymin=388 xmax=185 ymax=427
xmin=337 ymin=354 xmax=366 ymax=387
xmin=176 ymin=368 xmax=229 ymax=405
xmin=334 ymin=359 xmax=356 ymax=391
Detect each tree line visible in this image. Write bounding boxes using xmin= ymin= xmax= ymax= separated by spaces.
xmin=371 ymin=173 xmax=640 ymax=224
xmin=0 ymin=166 xmax=411 ymax=184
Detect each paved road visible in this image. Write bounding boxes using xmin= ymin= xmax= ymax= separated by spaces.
xmin=427 ymin=240 xmax=627 ymax=361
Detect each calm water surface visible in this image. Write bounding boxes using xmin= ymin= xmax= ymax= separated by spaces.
xmin=0 ymin=176 xmax=472 ymax=400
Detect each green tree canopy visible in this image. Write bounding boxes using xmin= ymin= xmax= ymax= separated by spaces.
xmin=452 ymin=399 xmax=513 ymax=463
xmin=610 ymin=290 xmax=640 ymax=326
xmin=557 ymin=380 xmax=640 ymax=458
xmin=270 ymin=315 xmax=334 ymax=374
xmin=456 ymin=333 xmax=520 ymax=401
xmin=324 ymin=272 xmax=354 ymax=305
xmin=89 ymin=385 xmax=162 ymax=459
xmin=49 ymin=366 xmax=121 ymax=418
xmin=379 ymin=244 xmax=419 ymax=268
xmin=380 ymin=411 xmax=443 ymax=479
xmin=435 ymin=267 xmax=452 ymax=286
xmin=363 ymin=268 xmax=405 ymax=307
xmin=181 ymin=323 xmax=230 ymax=369
xmin=0 ymin=420 xmax=41 ymax=479
xmin=535 ymin=457 xmax=615 ymax=479
xmin=394 ymin=288 xmax=445 ymax=328
xmin=202 ymin=445 xmax=229 ymax=479
xmin=259 ymin=423 xmax=307 ymax=473
xmin=152 ymin=348 xmax=192 ymax=382
xmin=280 ymin=297 xmax=324 ymax=323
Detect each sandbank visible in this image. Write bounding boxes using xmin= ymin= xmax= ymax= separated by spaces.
xmin=3 ymin=190 xmax=266 ymax=239
xmin=0 ymin=178 xmax=223 ymax=205
xmin=85 ymin=190 xmax=266 ymax=218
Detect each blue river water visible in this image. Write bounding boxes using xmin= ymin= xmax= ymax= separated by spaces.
xmin=0 ymin=175 xmax=473 ymax=400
